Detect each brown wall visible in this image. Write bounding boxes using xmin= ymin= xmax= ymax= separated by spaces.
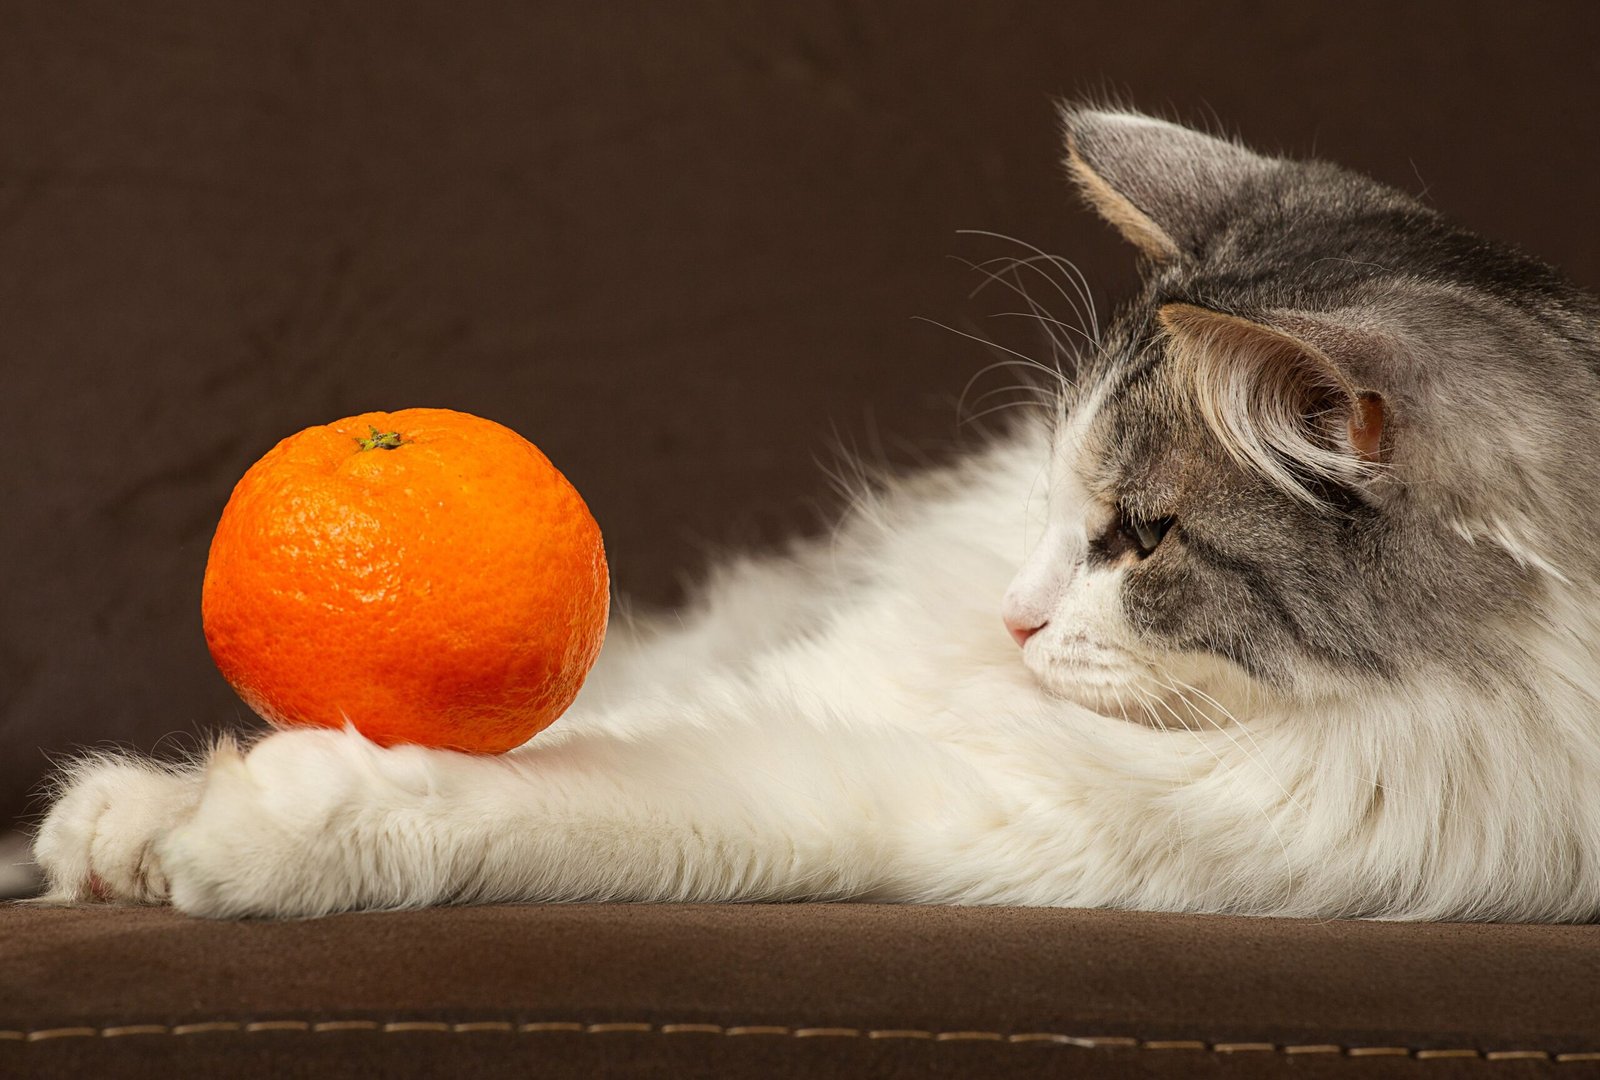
xmin=5 ymin=1 xmax=1599 ymax=828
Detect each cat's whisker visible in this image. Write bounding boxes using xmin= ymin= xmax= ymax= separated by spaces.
xmin=965 ymin=377 xmax=1058 ymax=407
xmin=988 ymin=309 xmax=1097 ymax=353
xmin=960 ymin=228 xmax=1098 ymax=316
xmin=1125 ymin=683 xmax=1170 ymax=733
xmin=963 ymin=385 xmax=1057 ymax=421
xmin=976 ymin=254 xmax=1097 ymax=353
xmin=1164 ymin=675 xmax=1284 ymax=773
xmin=950 ymin=253 xmax=1096 ymax=365
xmin=931 ymin=327 xmax=1070 ymax=414
xmin=958 ymin=230 xmax=1103 ymax=346
xmin=1172 ymin=679 xmax=1288 ymax=781
xmin=944 ymin=336 xmax=1073 ymax=428
xmin=960 ymin=391 xmax=1053 ymax=427
xmin=958 ymin=399 xmax=1054 ymax=430
xmin=950 ymin=343 xmax=1072 ymax=390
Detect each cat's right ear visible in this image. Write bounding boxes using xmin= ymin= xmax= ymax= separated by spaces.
xmin=1058 ymin=105 xmax=1276 ymax=262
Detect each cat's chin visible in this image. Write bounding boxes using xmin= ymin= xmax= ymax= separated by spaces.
xmin=1080 ymin=694 xmax=1190 ymax=728
xmin=1028 ymin=666 xmax=1178 ymax=727
xmin=1023 ymin=642 xmax=1265 ymax=730
xmin=1030 ymin=660 xmax=1252 ymax=730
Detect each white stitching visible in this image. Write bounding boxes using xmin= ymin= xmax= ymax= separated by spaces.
xmin=0 ymin=1021 xmax=1587 ymax=1060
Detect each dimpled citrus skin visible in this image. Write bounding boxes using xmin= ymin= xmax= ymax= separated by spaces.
xmin=201 ymin=409 xmax=608 ymax=753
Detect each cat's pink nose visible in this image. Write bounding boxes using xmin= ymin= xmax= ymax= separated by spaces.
xmin=1005 ymin=617 xmax=1046 ymax=648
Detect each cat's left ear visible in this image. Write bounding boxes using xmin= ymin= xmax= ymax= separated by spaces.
xmin=1159 ymin=302 xmax=1392 ymax=502
xmin=1059 ymin=106 xmax=1277 ymax=262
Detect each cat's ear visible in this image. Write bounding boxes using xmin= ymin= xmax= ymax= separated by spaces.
xmin=1059 ymin=106 xmax=1276 ymax=262
xmin=1159 ymin=302 xmax=1391 ymax=503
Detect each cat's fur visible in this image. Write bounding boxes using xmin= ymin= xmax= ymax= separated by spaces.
xmin=33 ymin=107 xmax=1600 ymax=921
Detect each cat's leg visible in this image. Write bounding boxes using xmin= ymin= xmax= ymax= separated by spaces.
xmin=34 ymin=705 xmax=1003 ymax=918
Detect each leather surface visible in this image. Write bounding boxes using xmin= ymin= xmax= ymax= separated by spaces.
xmin=5 ymin=4 xmax=1600 ymax=829
xmin=3 ymin=903 xmax=1600 ymax=1078
xmin=9 ymin=10 xmax=1600 ymax=1078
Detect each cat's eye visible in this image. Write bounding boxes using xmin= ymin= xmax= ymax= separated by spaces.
xmin=1092 ymin=508 xmax=1176 ymax=563
xmin=1123 ymin=514 xmax=1174 ymax=558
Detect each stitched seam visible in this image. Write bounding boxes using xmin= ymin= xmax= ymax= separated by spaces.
xmin=1 ymin=1021 xmax=1597 ymax=1060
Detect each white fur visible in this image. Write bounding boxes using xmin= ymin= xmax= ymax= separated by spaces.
xmin=31 ymin=407 xmax=1600 ymax=920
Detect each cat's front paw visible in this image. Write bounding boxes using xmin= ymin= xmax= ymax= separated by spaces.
xmin=41 ymin=727 xmax=478 ymax=918
xmin=154 ymin=734 xmax=330 ymax=918
xmin=33 ymin=755 xmax=202 ymax=905
xmin=156 ymin=727 xmax=425 ymax=919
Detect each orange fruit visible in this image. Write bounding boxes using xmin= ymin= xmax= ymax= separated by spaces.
xmin=201 ymin=408 xmax=608 ymax=753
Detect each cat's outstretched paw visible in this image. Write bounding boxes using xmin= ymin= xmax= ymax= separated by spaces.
xmin=156 ymin=727 xmax=430 ymax=918
xmin=153 ymin=732 xmax=350 ymax=918
xmin=37 ymin=727 xmax=475 ymax=918
xmin=32 ymin=755 xmax=202 ymax=905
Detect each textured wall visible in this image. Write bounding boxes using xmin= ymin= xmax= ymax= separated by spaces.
xmin=5 ymin=1 xmax=1599 ymax=827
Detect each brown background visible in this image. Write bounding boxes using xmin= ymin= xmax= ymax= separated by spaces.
xmin=4 ymin=1 xmax=1599 ymax=831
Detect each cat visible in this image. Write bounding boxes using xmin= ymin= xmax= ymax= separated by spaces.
xmin=32 ymin=105 xmax=1600 ymax=921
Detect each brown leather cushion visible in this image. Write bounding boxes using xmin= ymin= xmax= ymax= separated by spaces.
xmin=3 ymin=903 xmax=1598 ymax=1078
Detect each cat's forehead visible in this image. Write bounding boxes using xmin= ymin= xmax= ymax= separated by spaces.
xmin=1060 ymin=357 xmax=1221 ymax=504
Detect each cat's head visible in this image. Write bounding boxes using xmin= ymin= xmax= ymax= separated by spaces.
xmin=1004 ymin=106 xmax=1600 ymax=725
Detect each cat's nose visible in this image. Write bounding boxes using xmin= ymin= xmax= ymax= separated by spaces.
xmin=1005 ymin=616 xmax=1047 ymax=648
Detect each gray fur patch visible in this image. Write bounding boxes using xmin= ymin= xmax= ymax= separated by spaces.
xmin=1058 ymin=105 xmax=1600 ymax=692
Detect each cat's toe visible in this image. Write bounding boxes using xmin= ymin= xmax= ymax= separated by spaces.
xmin=33 ymin=756 xmax=199 ymax=904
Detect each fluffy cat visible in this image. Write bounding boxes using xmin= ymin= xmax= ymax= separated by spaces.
xmin=33 ymin=106 xmax=1600 ymax=921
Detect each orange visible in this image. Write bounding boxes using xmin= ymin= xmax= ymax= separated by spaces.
xmin=201 ymin=408 xmax=608 ymax=753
